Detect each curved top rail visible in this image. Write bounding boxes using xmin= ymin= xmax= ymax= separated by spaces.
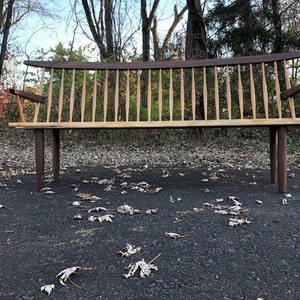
xmin=24 ymin=52 xmax=300 ymax=70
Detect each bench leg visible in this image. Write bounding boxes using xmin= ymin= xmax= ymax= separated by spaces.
xmin=270 ymin=126 xmax=277 ymax=183
xmin=35 ymin=129 xmax=45 ymax=190
xmin=52 ymin=129 xmax=60 ymax=182
xmin=277 ymin=126 xmax=287 ymax=193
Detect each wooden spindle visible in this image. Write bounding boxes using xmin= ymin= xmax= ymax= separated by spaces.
xmin=203 ymin=67 xmax=208 ymax=120
xmin=192 ymin=68 xmax=196 ymax=120
xmin=261 ymin=63 xmax=269 ymax=119
xmin=215 ymin=66 xmax=220 ymax=120
xmin=69 ymin=69 xmax=75 ymax=122
xmin=58 ymin=69 xmax=64 ymax=122
xmin=46 ymin=68 xmax=53 ymax=123
xmin=147 ymin=69 xmax=151 ymax=121
xmin=126 ymin=69 xmax=130 ymax=122
xmin=16 ymin=95 xmax=25 ymax=122
xmin=92 ymin=70 xmax=97 ymax=122
xmin=115 ymin=69 xmax=119 ymax=122
xmin=81 ymin=69 xmax=87 ymax=122
xmin=274 ymin=61 xmax=282 ymax=118
xmin=158 ymin=69 xmax=162 ymax=121
xmin=103 ymin=70 xmax=108 ymax=122
xmin=226 ymin=65 xmax=232 ymax=119
xmin=180 ymin=68 xmax=185 ymax=121
xmin=249 ymin=64 xmax=256 ymax=119
xmin=237 ymin=64 xmax=244 ymax=119
xmin=137 ymin=70 xmax=141 ymax=122
xmin=169 ymin=68 xmax=173 ymax=121
xmin=34 ymin=67 xmax=45 ymax=122
xmin=283 ymin=60 xmax=296 ymax=118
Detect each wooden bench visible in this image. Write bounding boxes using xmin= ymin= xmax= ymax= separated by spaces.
xmin=9 ymin=52 xmax=300 ymax=192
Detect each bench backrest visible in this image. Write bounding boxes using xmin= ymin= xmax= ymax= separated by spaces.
xmin=12 ymin=52 xmax=300 ymax=128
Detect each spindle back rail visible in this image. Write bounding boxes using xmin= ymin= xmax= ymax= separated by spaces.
xmin=9 ymin=52 xmax=300 ymax=192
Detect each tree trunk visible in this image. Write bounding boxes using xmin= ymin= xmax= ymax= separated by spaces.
xmin=141 ymin=0 xmax=159 ymax=62
xmin=105 ymin=0 xmax=114 ymax=57
xmin=0 ymin=0 xmax=14 ymax=78
xmin=271 ymin=0 xmax=283 ymax=53
xmin=185 ymin=0 xmax=207 ymax=134
xmin=185 ymin=0 xmax=207 ymax=60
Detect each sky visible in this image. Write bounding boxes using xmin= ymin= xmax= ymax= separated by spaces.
xmin=12 ymin=0 xmax=188 ymax=62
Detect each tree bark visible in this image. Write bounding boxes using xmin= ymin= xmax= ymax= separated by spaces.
xmin=141 ymin=0 xmax=159 ymax=62
xmin=81 ymin=0 xmax=115 ymax=60
xmin=0 ymin=0 xmax=14 ymax=77
xmin=185 ymin=0 xmax=207 ymax=60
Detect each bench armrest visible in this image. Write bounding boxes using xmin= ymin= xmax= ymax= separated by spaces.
xmin=281 ymin=84 xmax=300 ymax=100
xmin=9 ymin=88 xmax=46 ymax=103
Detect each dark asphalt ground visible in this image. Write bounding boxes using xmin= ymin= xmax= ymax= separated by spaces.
xmin=0 ymin=165 xmax=300 ymax=299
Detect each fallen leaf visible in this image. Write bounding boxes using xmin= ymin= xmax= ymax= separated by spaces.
xmin=88 ymin=214 xmax=114 ymax=222
xmin=147 ymin=187 xmax=162 ymax=194
xmin=124 ymin=259 xmax=158 ymax=278
xmin=88 ymin=207 xmax=108 ymax=213
xmin=118 ymin=243 xmax=141 ymax=258
xmin=73 ymin=213 xmax=83 ymax=220
xmin=228 ymin=218 xmax=251 ymax=227
xmin=41 ymin=284 xmax=55 ymax=295
xmin=193 ymin=207 xmax=204 ymax=212
xmin=164 ymin=232 xmax=186 ymax=239
xmin=56 ymin=266 xmax=92 ymax=286
xmin=117 ymin=204 xmax=140 ymax=215
xmin=77 ymin=193 xmax=91 ymax=200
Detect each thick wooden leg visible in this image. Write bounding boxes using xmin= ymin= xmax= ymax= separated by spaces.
xmin=52 ymin=129 xmax=60 ymax=182
xmin=35 ymin=129 xmax=45 ymax=190
xmin=270 ymin=126 xmax=278 ymax=183
xmin=278 ymin=126 xmax=287 ymax=193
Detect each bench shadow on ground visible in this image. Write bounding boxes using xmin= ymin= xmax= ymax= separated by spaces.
xmin=0 ymin=165 xmax=300 ymax=300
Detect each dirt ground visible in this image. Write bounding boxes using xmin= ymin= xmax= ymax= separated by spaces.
xmin=0 ymin=165 xmax=300 ymax=299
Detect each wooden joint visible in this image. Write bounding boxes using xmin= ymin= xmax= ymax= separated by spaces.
xmin=9 ymin=88 xmax=46 ymax=103
xmin=281 ymin=84 xmax=300 ymax=100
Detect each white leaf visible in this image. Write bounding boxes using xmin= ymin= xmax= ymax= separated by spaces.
xmin=98 ymin=214 xmax=114 ymax=222
xmin=45 ymin=190 xmax=55 ymax=194
xmin=56 ymin=266 xmax=81 ymax=285
xmin=124 ymin=259 xmax=158 ymax=278
xmin=72 ymin=201 xmax=82 ymax=206
xmin=41 ymin=284 xmax=55 ymax=295
xmin=56 ymin=266 xmax=91 ymax=286
xmin=89 ymin=195 xmax=102 ymax=201
xmin=118 ymin=243 xmax=141 ymax=258
xmin=88 ymin=207 xmax=108 ymax=213
xmin=228 ymin=218 xmax=251 ymax=227
xmin=73 ymin=213 xmax=82 ymax=220
xmin=117 ymin=204 xmax=138 ymax=215
xmin=165 ymin=232 xmax=185 ymax=239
